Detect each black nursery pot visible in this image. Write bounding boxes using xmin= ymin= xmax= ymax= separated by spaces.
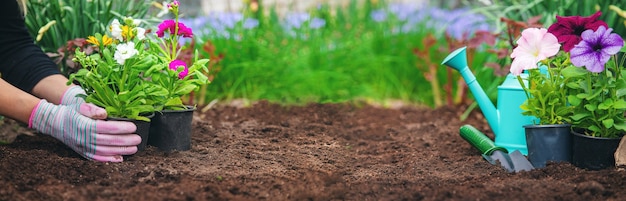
xmin=571 ymin=130 xmax=622 ymax=170
xmin=524 ymin=124 xmax=572 ymax=168
xmin=108 ymin=114 xmax=153 ymax=152
xmin=148 ymin=106 xmax=196 ymax=152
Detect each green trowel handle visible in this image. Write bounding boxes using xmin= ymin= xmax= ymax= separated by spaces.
xmin=459 ymin=124 xmax=508 ymax=155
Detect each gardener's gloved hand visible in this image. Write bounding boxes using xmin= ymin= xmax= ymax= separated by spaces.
xmin=29 ymin=99 xmax=140 ymax=162
xmin=60 ymin=85 xmax=107 ymax=119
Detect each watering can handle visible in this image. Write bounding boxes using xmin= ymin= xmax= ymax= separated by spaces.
xmin=459 ymin=124 xmax=508 ymax=155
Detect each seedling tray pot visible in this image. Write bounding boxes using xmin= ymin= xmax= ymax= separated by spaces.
xmin=148 ymin=106 xmax=196 ymax=152
xmin=571 ymin=130 xmax=622 ymax=170
xmin=524 ymin=124 xmax=571 ymax=168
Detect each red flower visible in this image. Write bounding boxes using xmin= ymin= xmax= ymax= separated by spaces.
xmin=547 ymin=11 xmax=608 ymax=52
xmin=156 ymin=19 xmax=194 ymax=38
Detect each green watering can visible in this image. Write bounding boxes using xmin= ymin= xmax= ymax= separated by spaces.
xmin=442 ymin=46 xmax=536 ymax=155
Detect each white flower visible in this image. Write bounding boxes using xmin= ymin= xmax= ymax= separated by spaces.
xmin=114 ymin=42 xmax=138 ymax=65
xmin=110 ymin=19 xmax=123 ymax=41
xmin=133 ymin=19 xmax=141 ymax=26
xmin=136 ymin=27 xmax=146 ymax=40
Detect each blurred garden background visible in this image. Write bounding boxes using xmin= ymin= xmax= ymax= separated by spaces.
xmin=25 ymin=0 xmax=626 ymax=114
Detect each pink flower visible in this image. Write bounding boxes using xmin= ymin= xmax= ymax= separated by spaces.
xmin=156 ymin=19 xmax=193 ymax=38
xmin=168 ymin=60 xmax=189 ymax=79
xmin=509 ymin=28 xmax=561 ymax=75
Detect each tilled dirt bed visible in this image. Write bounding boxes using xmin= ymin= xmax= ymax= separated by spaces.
xmin=1 ymin=101 xmax=625 ymax=201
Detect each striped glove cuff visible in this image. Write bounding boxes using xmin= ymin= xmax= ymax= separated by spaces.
xmin=60 ymin=85 xmax=86 ymax=106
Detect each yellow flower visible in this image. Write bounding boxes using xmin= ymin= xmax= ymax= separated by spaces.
xmin=122 ymin=25 xmax=135 ymax=40
xmin=86 ymin=36 xmax=100 ymax=46
xmin=86 ymin=35 xmax=113 ymax=46
xmin=101 ymin=35 xmax=113 ymax=46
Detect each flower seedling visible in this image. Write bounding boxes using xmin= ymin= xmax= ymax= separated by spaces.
xmin=144 ymin=0 xmax=210 ymax=111
xmin=511 ymin=11 xmax=626 ymax=137
xmin=69 ymin=17 xmax=166 ymax=122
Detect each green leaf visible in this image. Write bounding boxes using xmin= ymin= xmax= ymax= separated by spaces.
xmin=598 ymin=99 xmax=613 ymax=110
xmin=570 ymin=113 xmax=590 ymax=121
xmin=614 ymin=99 xmax=626 ymax=109
xmin=133 ymin=116 xmax=151 ymax=122
xmin=585 ymin=88 xmax=604 ymax=100
xmin=143 ymin=64 xmax=156 ymax=75
xmin=602 ymin=118 xmax=615 ymax=129
xmin=561 ymin=65 xmax=587 ymax=78
xmin=588 ymin=125 xmax=600 ymax=133
xmin=565 ymin=82 xmax=581 ymax=90
xmin=584 ymin=104 xmax=597 ymax=112
xmin=567 ymin=95 xmax=582 ymax=106
xmin=174 ymin=84 xmax=198 ymax=96
xmin=118 ymin=90 xmax=131 ymax=102
xmin=614 ymin=122 xmax=626 ymax=132
xmin=164 ymin=97 xmax=184 ymax=109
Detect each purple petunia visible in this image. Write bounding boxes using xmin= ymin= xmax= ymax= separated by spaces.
xmin=570 ymin=26 xmax=624 ymax=73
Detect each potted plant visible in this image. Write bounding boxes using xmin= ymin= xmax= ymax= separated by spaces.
xmin=68 ymin=17 xmax=166 ymax=151
xmin=509 ymin=27 xmax=573 ymax=168
xmin=551 ymin=11 xmax=626 ymax=170
xmin=143 ymin=1 xmax=210 ymax=152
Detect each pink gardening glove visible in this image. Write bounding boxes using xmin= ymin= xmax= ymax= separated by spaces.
xmin=60 ymin=85 xmax=87 ymax=105
xmin=29 ymin=99 xmax=141 ymax=162
xmin=60 ymin=85 xmax=106 ymax=119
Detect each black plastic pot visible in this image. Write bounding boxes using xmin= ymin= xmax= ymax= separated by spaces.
xmin=524 ymin=124 xmax=571 ymax=168
xmin=148 ymin=106 xmax=196 ymax=152
xmin=108 ymin=113 xmax=153 ymax=152
xmin=571 ymin=130 xmax=622 ymax=170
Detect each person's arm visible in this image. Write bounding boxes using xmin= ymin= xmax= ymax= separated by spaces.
xmin=0 ymin=78 xmax=39 ymax=123
xmin=31 ymin=74 xmax=73 ymax=105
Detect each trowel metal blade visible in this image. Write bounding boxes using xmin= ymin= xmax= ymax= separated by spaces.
xmin=483 ymin=150 xmax=534 ymax=173
xmin=508 ymin=150 xmax=534 ymax=172
xmin=483 ymin=150 xmax=515 ymax=173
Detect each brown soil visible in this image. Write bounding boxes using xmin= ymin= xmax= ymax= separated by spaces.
xmin=1 ymin=101 xmax=625 ymax=201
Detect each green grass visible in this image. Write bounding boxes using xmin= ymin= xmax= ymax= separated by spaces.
xmin=193 ymin=1 xmax=500 ymax=107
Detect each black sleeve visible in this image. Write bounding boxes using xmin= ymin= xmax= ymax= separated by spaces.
xmin=0 ymin=0 xmax=61 ymax=93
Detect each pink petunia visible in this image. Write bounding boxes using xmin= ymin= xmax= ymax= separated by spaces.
xmin=509 ymin=28 xmax=561 ymax=75
xmin=168 ymin=60 xmax=189 ymax=79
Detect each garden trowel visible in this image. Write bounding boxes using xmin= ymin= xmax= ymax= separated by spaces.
xmin=459 ymin=125 xmax=534 ymax=173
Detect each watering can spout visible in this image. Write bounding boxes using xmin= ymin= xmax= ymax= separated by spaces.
xmin=441 ymin=47 xmax=499 ymax=136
